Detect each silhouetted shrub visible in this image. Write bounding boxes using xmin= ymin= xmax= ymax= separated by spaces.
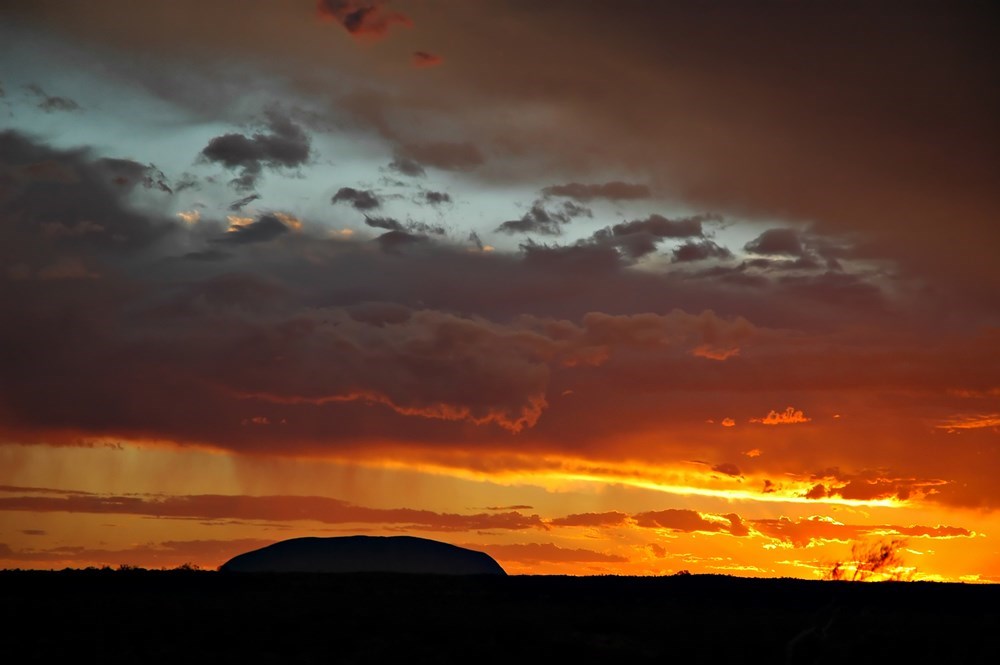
xmin=827 ymin=539 xmax=912 ymax=581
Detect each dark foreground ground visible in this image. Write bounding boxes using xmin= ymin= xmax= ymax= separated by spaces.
xmin=2 ymin=570 xmax=996 ymax=664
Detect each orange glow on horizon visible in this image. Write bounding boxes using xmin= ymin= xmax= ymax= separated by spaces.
xmin=0 ymin=440 xmax=995 ymax=582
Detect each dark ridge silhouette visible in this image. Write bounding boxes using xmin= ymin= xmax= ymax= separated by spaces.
xmin=3 ymin=571 xmax=997 ymax=663
xmin=220 ymin=535 xmax=506 ymax=575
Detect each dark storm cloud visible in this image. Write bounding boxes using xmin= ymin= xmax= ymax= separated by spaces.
xmin=397 ymin=141 xmax=483 ymax=172
xmin=332 ymin=186 xmax=381 ymax=210
xmin=424 ymin=191 xmax=451 ymax=205
xmin=3 ymin=131 xmax=1000 ymax=508
xmin=228 ymin=193 xmax=261 ymax=211
xmin=672 ymin=240 xmax=733 ymax=263
xmin=200 ymin=110 xmax=310 ymax=192
xmin=0 ymin=2 xmax=997 ymax=544
xmin=744 ymin=228 xmax=805 ymax=257
xmin=608 ymin=214 xmax=711 ymax=240
xmin=734 ymin=229 xmax=866 ymax=273
xmin=498 ymin=219 xmax=553 ymax=236
xmin=0 ymin=134 xmax=773 ymax=448
xmin=496 ymin=201 xmax=591 ymax=236
xmin=320 ymin=0 xmax=995 ymax=311
xmin=497 ymin=207 xmax=561 ymax=235
xmin=388 ymin=156 xmax=425 ymax=177
xmin=364 ymin=215 xmax=404 ymax=232
xmin=6 ymin=1 xmax=998 ymax=312
xmin=577 ymin=213 xmax=716 ymax=260
xmin=24 ymin=84 xmax=80 ymax=112
xmin=542 ymin=181 xmax=651 ymax=202
xmin=0 ymin=130 xmax=175 ymax=252
xmin=315 ymin=0 xmax=411 ymax=40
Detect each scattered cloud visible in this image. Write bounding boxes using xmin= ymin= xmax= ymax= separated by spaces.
xmin=315 ymin=0 xmax=411 ymax=40
xmin=548 ymin=511 xmax=630 ymax=528
xmin=200 ymin=111 xmax=311 ymax=191
xmin=744 ymin=228 xmax=805 ymax=257
xmin=388 ymin=156 xmax=425 ymax=177
xmin=424 ymin=191 xmax=451 ymax=205
xmin=496 ymin=201 xmax=590 ymax=235
xmin=412 ymin=51 xmax=443 ymax=68
xmin=24 ymin=84 xmax=80 ymax=113
xmin=364 ymin=215 xmax=404 ymax=232
xmin=588 ymin=214 xmax=716 ymax=259
xmin=750 ymin=407 xmax=811 ymax=426
xmin=672 ymin=240 xmax=733 ymax=263
xmin=228 ymin=193 xmax=261 ymax=211
xmin=541 ymin=181 xmax=650 ymax=202
xmin=633 ymin=509 xmax=747 ymax=536
xmin=332 ymin=186 xmax=381 ymax=210
xmin=935 ymin=414 xmax=1000 ymax=432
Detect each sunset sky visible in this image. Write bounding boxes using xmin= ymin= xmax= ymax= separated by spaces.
xmin=1 ymin=1 xmax=998 ymax=580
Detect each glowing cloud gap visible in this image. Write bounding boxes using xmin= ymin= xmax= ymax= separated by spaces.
xmin=551 ymin=473 xmax=900 ymax=508
xmin=935 ymin=414 xmax=1000 ymax=431
xmin=354 ymin=457 xmax=905 ymax=509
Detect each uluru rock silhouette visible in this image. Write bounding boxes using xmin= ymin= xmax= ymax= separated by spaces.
xmin=220 ymin=535 xmax=506 ymax=575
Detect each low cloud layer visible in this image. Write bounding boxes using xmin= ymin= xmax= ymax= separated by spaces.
xmin=2 ymin=128 xmax=998 ymax=510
